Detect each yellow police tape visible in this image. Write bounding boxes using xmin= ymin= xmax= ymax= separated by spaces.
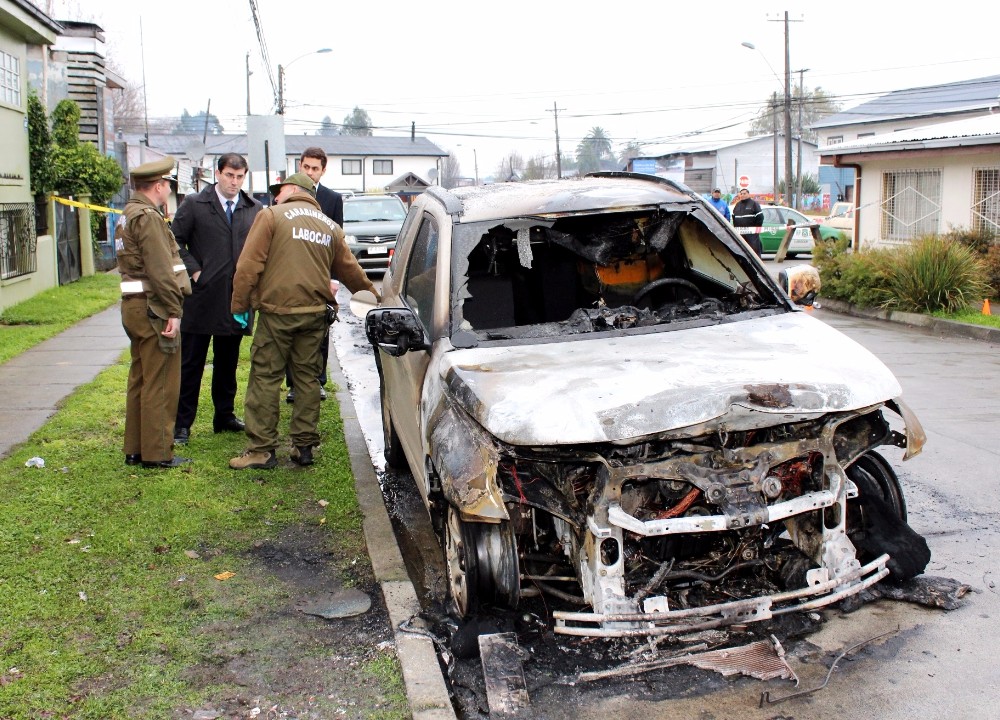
xmin=50 ymin=195 xmax=120 ymax=214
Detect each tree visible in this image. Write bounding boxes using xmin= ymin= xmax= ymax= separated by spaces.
xmin=341 ymin=107 xmax=373 ymax=136
xmin=106 ymin=60 xmax=146 ymax=134
xmin=748 ymin=87 xmax=841 ymax=143
xmin=494 ymin=152 xmax=525 ymax=182
xmin=178 ymin=108 xmax=224 ymax=135
xmin=317 ymin=115 xmax=340 ymax=136
xmin=618 ymin=141 xmax=643 ymax=166
xmin=50 ymin=99 xmax=124 ymax=207
xmin=576 ymin=126 xmax=613 ymax=175
xmin=27 ymin=90 xmax=53 ymax=197
xmin=440 ymin=152 xmax=462 ymax=189
xmin=522 ymin=154 xmax=554 ymax=181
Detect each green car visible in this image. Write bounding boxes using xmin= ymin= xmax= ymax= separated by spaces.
xmin=758 ymin=205 xmax=844 ymax=257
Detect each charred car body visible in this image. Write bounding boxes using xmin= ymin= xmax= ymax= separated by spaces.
xmin=358 ymin=173 xmax=928 ymax=637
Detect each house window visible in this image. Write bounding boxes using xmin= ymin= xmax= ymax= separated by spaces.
xmin=1 ymin=203 xmax=37 ymax=279
xmin=857 ymin=133 xmax=876 ymax=139
xmin=972 ymin=168 xmax=1000 ymax=234
xmin=880 ymin=169 xmax=941 ymax=243
xmin=342 ymin=159 xmax=362 ymax=175
xmin=827 ymin=136 xmax=843 ymax=145
xmin=373 ymin=159 xmax=393 ymax=175
xmin=1 ymin=51 xmax=21 ymax=107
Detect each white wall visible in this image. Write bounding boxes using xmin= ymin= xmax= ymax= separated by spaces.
xmin=856 ymin=149 xmax=1000 ymax=247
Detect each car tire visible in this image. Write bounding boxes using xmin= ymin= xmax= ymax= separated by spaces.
xmin=444 ymin=504 xmax=480 ymax=618
xmin=375 ymin=356 xmax=407 ymax=470
xmin=847 ymin=450 xmax=907 ymax=522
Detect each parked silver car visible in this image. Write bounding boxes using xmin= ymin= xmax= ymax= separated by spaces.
xmin=354 ymin=173 xmax=928 ymax=637
xmin=342 ymin=194 xmax=408 ymax=273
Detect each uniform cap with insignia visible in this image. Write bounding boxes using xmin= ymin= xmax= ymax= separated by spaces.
xmin=269 ymin=172 xmax=316 ymax=197
xmin=130 ymin=157 xmax=176 ymax=182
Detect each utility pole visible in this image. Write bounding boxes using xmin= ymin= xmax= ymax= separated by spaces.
xmin=769 ymin=11 xmax=802 ymax=205
xmin=771 ymin=94 xmax=779 ymax=201
xmin=795 ymin=68 xmax=809 ymax=209
xmin=277 ymin=64 xmax=285 ymax=115
xmin=547 ymin=101 xmax=564 ymax=179
xmin=245 ymin=52 xmax=252 ymax=116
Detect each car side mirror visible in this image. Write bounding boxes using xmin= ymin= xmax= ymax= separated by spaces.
xmin=365 ymin=307 xmax=428 ymax=357
xmin=349 ymin=289 xmax=379 ymax=318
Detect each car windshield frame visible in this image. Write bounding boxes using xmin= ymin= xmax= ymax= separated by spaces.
xmin=446 ymin=203 xmax=789 ymax=347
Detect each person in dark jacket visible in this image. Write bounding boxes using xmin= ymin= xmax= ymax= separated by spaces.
xmin=285 ymin=147 xmax=344 ymax=404
xmin=173 ymin=153 xmax=262 ymax=444
xmin=731 ymin=188 xmax=764 ymax=257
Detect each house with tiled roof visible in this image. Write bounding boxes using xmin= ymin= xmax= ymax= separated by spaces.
xmin=818 ymin=114 xmax=1000 ymax=248
xmin=813 ymin=75 xmax=1000 ymax=204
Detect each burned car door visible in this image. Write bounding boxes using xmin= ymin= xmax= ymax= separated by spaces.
xmin=377 ymin=213 xmax=441 ymax=495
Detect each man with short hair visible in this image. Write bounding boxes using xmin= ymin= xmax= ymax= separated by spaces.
xmin=229 ymin=173 xmax=376 ymax=470
xmin=173 ymin=153 xmax=262 ymax=444
xmin=115 ymin=158 xmax=192 ymax=468
xmin=285 ymin=147 xmax=344 ymax=404
xmin=708 ymin=188 xmax=731 ymax=221
xmin=731 ymin=188 xmax=764 ymax=257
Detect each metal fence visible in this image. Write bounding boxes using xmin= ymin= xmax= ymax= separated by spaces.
xmin=0 ymin=203 xmax=37 ymax=280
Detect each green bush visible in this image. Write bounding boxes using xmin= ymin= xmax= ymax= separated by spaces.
xmin=882 ymin=235 xmax=988 ymax=313
xmin=814 ymin=237 xmax=895 ymax=307
xmin=985 ymin=245 xmax=1000 ymax=299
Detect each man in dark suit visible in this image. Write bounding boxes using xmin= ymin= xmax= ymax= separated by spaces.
xmin=173 ymin=153 xmax=262 ymax=444
xmin=286 ymin=147 xmax=344 ymax=403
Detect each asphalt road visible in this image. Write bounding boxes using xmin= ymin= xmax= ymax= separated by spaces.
xmin=331 ymin=279 xmax=1000 ymax=719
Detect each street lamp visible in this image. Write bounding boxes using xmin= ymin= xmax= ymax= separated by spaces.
xmin=741 ymin=41 xmax=782 ymax=201
xmin=277 ymin=48 xmax=331 ymax=115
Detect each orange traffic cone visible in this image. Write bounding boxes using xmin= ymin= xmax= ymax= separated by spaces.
xmin=984 ymin=299 xmax=993 ymax=316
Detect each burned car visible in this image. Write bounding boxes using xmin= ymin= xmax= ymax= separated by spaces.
xmin=356 ymin=173 xmax=928 ymax=637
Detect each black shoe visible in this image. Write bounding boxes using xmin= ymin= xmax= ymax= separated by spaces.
xmin=174 ymin=427 xmax=190 ymax=444
xmin=286 ymin=389 xmax=295 ymax=404
xmin=141 ymin=456 xmax=192 ymax=469
xmin=213 ymin=416 xmax=246 ymax=433
xmin=125 ymin=454 xmax=142 ymax=466
xmin=290 ymin=445 xmax=314 ymax=466
xmin=319 ymin=387 xmax=327 ymax=401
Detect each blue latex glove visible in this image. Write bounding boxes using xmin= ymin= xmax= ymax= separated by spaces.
xmin=233 ymin=312 xmax=249 ymax=329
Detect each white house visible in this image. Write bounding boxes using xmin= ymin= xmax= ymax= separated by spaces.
xmin=817 ymin=114 xmax=1000 ymax=249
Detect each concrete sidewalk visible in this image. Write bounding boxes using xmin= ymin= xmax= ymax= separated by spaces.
xmin=0 ymin=303 xmax=129 ymax=459
xmin=0 ymin=302 xmax=455 ymax=719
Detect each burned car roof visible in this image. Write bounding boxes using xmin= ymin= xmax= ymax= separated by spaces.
xmin=446 ymin=174 xmax=696 ymax=223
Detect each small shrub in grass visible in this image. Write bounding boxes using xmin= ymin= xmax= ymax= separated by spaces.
xmin=814 ymin=237 xmax=895 ymax=307
xmin=882 ymin=235 xmax=989 ymax=313
xmin=984 ymin=245 xmax=1000 ymax=299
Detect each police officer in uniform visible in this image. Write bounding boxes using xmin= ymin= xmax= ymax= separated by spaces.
xmin=115 ymin=158 xmax=193 ymax=468
xmin=229 ymin=173 xmax=377 ymax=470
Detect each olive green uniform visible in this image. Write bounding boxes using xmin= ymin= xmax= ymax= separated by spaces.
xmin=232 ymin=191 xmax=375 ymax=453
xmin=116 ymin=192 xmax=192 ymax=462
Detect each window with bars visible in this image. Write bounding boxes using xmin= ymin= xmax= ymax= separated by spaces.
xmin=971 ymin=168 xmax=1000 ymax=235
xmin=373 ymin=159 xmax=393 ymax=175
xmin=1 ymin=50 xmax=21 ymax=107
xmin=880 ymin=169 xmax=941 ymax=243
xmin=1 ymin=204 xmax=37 ymax=279
xmin=342 ymin=159 xmax=362 ymax=175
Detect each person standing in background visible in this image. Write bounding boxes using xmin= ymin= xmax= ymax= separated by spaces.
xmin=285 ymin=147 xmax=345 ymax=404
xmin=172 ymin=153 xmax=262 ymax=445
xmin=708 ymin=188 xmax=731 ymax=221
xmin=731 ymin=188 xmax=764 ymax=257
xmin=115 ymin=158 xmax=192 ymax=469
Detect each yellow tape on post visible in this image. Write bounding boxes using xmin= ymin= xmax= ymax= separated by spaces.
xmin=50 ymin=195 xmax=120 ymax=214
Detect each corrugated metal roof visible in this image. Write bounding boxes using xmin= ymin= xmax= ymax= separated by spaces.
xmin=120 ymin=133 xmax=448 ymax=159
xmin=639 ymin=133 xmax=809 ymax=159
xmin=813 ymin=75 xmax=1000 ymax=130
xmin=818 ymin=113 xmax=1000 ymax=154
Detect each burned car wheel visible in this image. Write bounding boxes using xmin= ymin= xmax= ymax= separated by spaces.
xmin=848 ymin=450 xmax=907 ymax=522
xmin=444 ymin=505 xmax=520 ymax=618
xmin=632 ymin=277 xmax=703 ymax=307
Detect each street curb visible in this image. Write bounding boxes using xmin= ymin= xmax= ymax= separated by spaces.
xmin=327 ymin=350 xmax=457 ymax=720
xmin=818 ymin=297 xmax=1000 ymax=344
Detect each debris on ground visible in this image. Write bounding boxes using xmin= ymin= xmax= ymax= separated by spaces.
xmin=843 ymin=575 xmax=973 ymax=612
xmin=480 ymin=632 xmax=532 ymax=717
xmin=297 ymin=588 xmax=371 ymax=619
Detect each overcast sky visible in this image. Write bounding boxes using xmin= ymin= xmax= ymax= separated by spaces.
xmin=42 ymin=0 xmax=1000 ymax=179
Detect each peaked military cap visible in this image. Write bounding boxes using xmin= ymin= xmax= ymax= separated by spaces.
xmin=269 ymin=172 xmax=316 ymax=197
xmin=130 ymin=157 xmax=176 ymax=182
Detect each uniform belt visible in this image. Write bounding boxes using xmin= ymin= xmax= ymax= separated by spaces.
xmin=122 ymin=293 xmax=147 ymax=300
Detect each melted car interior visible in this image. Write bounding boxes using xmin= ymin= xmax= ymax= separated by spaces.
xmin=452 ymin=208 xmax=781 ymax=341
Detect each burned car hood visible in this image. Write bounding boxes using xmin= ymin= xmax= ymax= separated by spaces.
xmin=441 ymin=312 xmax=902 ymax=445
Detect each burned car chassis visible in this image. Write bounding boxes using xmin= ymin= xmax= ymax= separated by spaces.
xmin=362 ymin=175 xmax=928 ymax=640
xmin=435 ymin=401 xmax=917 ymax=638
